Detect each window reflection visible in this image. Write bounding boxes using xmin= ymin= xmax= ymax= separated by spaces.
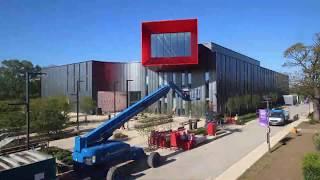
xmin=151 ymin=32 xmax=191 ymax=58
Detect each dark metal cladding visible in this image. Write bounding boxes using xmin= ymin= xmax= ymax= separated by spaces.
xmin=41 ymin=43 xmax=289 ymax=115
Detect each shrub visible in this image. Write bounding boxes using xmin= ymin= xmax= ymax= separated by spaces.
xmin=251 ymin=95 xmax=261 ymax=110
xmin=226 ymin=97 xmax=236 ymax=116
xmin=239 ymin=113 xmax=257 ymax=124
xmin=0 ymin=100 xmax=25 ymax=130
xmin=31 ymin=96 xmax=70 ymax=135
xmin=313 ymin=133 xmax=320 ymax=151
xmin=80 ymin=96 xmax=96 ymax=115
xmin=303 ymin=153 xmax=320 ymax=180
xmin=41 ymin=146 xmax=73 ymax=166
xmin=233 ymin=96 xmax=241 ymax=114
xmin=242 ymin=95 xmax=251 ymax=112
xmin=113 ymin=132 xmax=128 ymax=139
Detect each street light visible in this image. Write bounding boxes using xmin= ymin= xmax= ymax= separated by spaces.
xmin=26 ymin=72 xmax=46 ymax=150
xmin=126 ymin=79 xmax=133 ymax=129
xmin=71 ymin=80 xmax=83 ymax=132
xmin=126 ymin=80 xmax=133 ymax=108
xmin=9 ymin=72 xmax=47 ymax=150
xmin=262 ymin=95 xmax=272 ymax=153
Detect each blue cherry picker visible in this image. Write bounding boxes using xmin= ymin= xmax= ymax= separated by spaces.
xmin=72 ymin=82 xmax=190 ymax=179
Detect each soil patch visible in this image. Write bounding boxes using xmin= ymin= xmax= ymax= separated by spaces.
xmin=238 ymin=122 xmax=320 ymax=180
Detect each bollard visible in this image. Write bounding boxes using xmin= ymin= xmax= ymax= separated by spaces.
xmin=193 ymin=120 xmax=198 ymax=129
xmin=189 ymin=119 xmax=193 ymax=130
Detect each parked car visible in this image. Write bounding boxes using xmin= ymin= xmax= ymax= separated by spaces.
xmin=269 ymin=109 xmax=289 ymax=126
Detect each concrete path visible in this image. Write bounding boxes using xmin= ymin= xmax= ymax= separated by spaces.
xmin=138 ymin=104 xmax=310 ymax=180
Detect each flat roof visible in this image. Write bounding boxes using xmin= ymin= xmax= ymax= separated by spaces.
xmin=0 ymin=150 xmax=53 ymax=171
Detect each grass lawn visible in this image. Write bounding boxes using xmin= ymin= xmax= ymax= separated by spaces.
xmin=238 ymin=122 xmax=320 ymax=180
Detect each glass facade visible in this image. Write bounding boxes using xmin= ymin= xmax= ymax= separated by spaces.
xmin=151 ymin=32 xmax=191 ymax=58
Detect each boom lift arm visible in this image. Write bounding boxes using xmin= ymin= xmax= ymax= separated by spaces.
xmin=73 ymin=82 xmax=190 ymax=166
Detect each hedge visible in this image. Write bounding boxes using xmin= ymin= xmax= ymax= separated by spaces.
xmin=303 ymin=153 xmax=320 ymax=180
xmin=41 ymin=146 xmax=73 ymax=166
xmin=313 ymin=133 xmax=320 ymax=151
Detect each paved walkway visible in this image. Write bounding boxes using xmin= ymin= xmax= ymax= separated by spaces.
xmin=138 ymin=104 xmax=310 ymax=180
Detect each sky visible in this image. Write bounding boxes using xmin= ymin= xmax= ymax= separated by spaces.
xmin=0 ymin=0 xmax=319 ymax=73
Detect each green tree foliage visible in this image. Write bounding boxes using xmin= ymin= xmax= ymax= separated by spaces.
xmin=233 ymin=96 xmax=241 ymax=114
xmin=242 ymin=95 xmax=251 ymax=112
xmin=80 ymin=96 xmax=96 ymax=114
xmin=226 ymin=97 xmax=236 ymax=115
xmin=251 ymin=95 xmax=261 ymax=110
xmin=0 ymin=101 xmax=25 ymax=130
xmin=283 ymin=33 xmax=320 ymax=120
xmin=0 ymin=59 xmax=41 ymax=100
xmin=227 ymin=95 xmax=261 ymax=115
xmin=31 ymin=96 xmax=70 ymax=135
xmin=268 ymin=92 xmax=278 ymax=107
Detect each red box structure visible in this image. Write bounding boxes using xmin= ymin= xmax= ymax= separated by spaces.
xmin=150 ymin=128 xmax=195 ymax=150
xmin=142 ymin=19 xmax=198 ymax=66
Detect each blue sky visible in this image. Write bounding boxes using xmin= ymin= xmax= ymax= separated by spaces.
xmin=0 ymin=0 xmax=319 ymax=73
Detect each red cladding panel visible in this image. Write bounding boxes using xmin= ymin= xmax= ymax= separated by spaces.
xmin=142 ymin=19 xmax=198 ymax=66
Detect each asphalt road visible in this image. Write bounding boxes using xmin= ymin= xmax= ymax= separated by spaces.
xmin=137 ymin=104 xmax=310 ymax=180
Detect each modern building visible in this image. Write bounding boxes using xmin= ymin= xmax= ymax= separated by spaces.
xmin=41 ymin=19 xmax=289 ymax=116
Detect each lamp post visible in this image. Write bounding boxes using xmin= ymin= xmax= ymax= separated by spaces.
xmin=9 ymin=72 xmax=46 ymax=150
xmin=26 ymin=72 xmax=46 ymax=150
xmin=126 ymin=80 xmax=133 ymax=129
xmin=71 ymin=80 xmax=83 ymax=132
xmin=263 ymin=95 xmax=272 ymax=153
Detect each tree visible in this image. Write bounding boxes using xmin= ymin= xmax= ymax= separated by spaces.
xmin=226 ymin=97 xmax=236 ymax=116
xmin=283 ymin=33 xmax=320 ymax=120
xmin=252 ymin=95 xmax=261 ymax=110
xmin=0 ymin=101 xmax=25 ymax=131
xmin=242 ymin=95 xmax=251 ymax=112
xmin=80 ymin=96 xmax=96 ymax=121
xmin=80 ymin=96 xmax=96 ymax=114
xmin=269 ymin=92 xmax=278 ymax=107
xmin=0 ymin=59 xmax=41 ymax=100
xmin=233 ymin=96 xmax=241 ymax=114
xmin=31 ymin=96 xmax=70 ymax=136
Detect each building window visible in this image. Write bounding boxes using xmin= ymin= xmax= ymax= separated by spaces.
xmin=164 ymin=73 xmax=168 ymax=85
xmin=151 ymin=32 xmax=191 ymax=58
xmin=159 ymin=72 xmax=163 ymax=86
xmin=182 ymin=73 xmax=185 ymax=86
xmin=205 ymin=71 xmax=209 ymax=82
xmin=188 ymin=72 xmax=192 ymax=85
xmin=146 ymin=75 xmax=149 ymax=85
xmin=196 ymin=87 xmax=201 ymax=100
